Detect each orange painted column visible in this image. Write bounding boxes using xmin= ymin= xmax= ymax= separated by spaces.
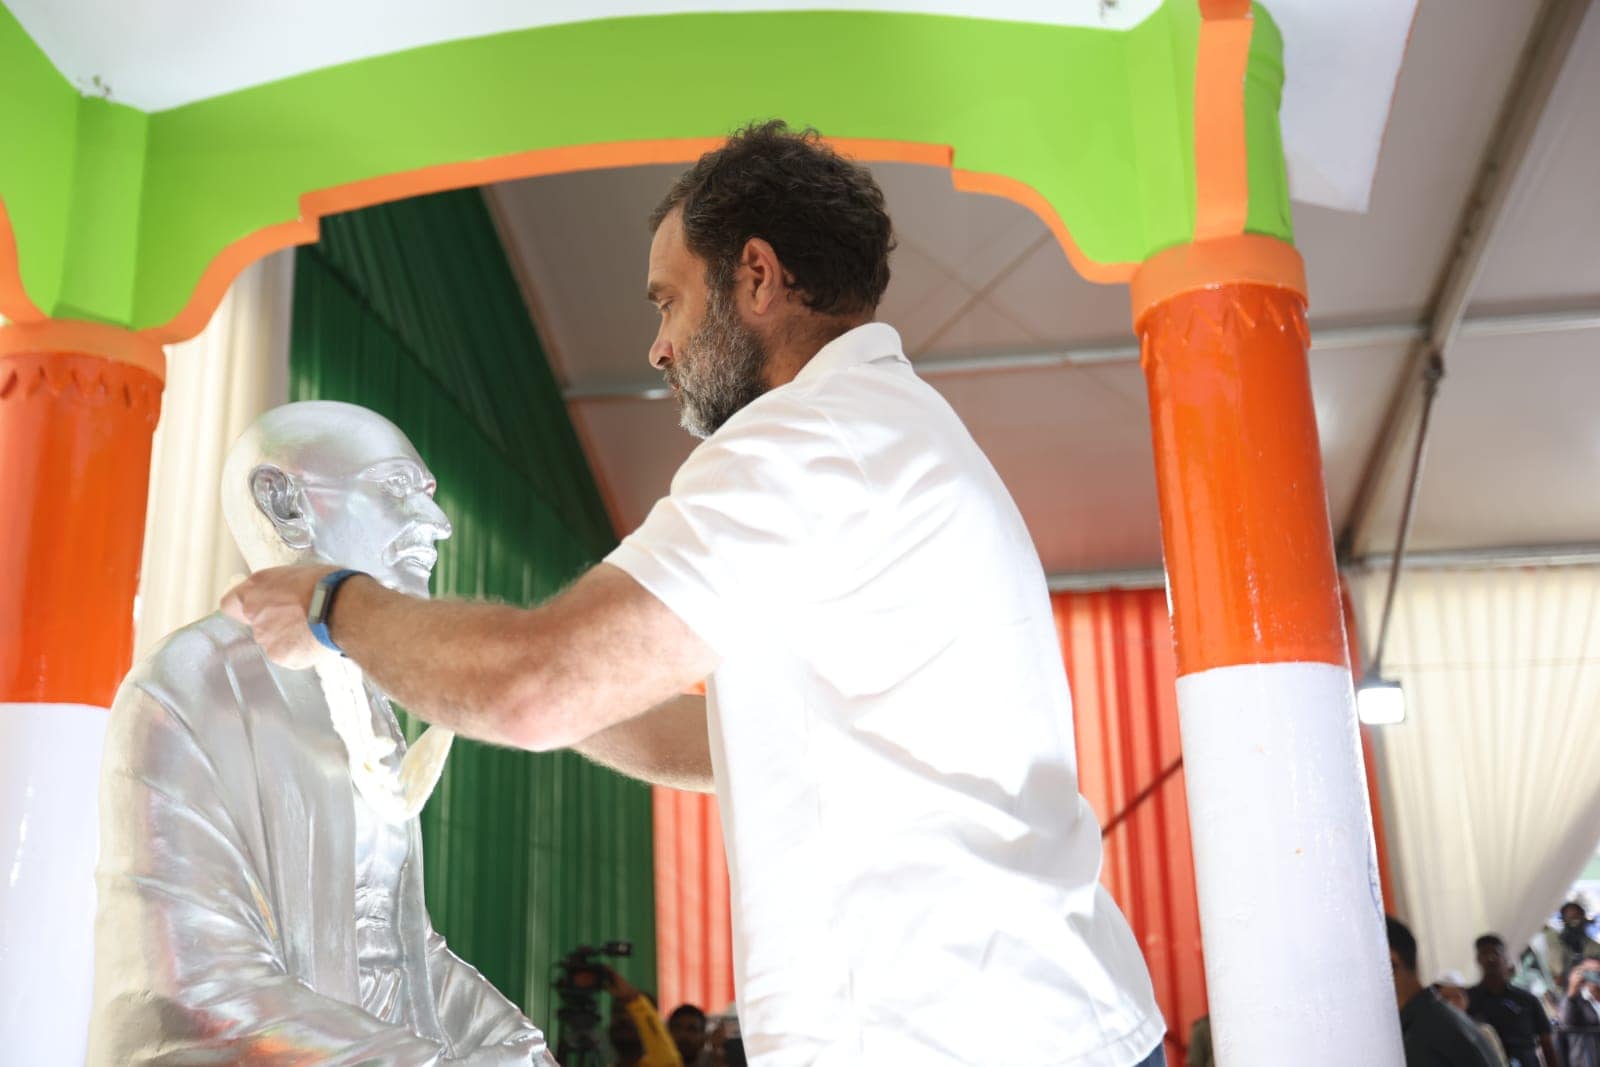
xmin=0 ymin=320 xmax=164 ymax=1064
xmin=1132 ymin=238 xmax=1403 ymax=1066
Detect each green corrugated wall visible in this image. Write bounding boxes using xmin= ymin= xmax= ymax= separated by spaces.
xmin=288 ymin=188 xmax=657 ymax=1030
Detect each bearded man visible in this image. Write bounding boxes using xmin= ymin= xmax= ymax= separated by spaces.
xmin=226 ymin=122 xmax=1165 ymax=1066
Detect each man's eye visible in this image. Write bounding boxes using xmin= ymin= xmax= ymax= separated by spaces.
xmin=385 ymin=474 xmax=410 ymax=496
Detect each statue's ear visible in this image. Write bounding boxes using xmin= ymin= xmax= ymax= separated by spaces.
xmin=248 ymin=464 xmax=313 ymax=551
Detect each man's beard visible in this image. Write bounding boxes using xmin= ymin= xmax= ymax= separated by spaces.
xmin=668 ymin=283 xmax=770 ymax=439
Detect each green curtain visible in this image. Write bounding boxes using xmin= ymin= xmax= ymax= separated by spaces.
xmin=288 ymin=189 xmax=656 ymax=1029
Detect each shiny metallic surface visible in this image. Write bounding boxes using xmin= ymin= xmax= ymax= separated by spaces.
xmin=90 ymin=401 xmax=553 ymax=1065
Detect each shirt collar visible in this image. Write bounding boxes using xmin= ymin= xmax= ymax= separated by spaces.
xmin=791 ymin=322 xmax=907 ymax=387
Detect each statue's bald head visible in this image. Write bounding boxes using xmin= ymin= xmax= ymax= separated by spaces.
xmin=222 ymin=402 xmax=452 ymax=598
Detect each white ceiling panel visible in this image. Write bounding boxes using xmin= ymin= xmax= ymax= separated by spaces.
xmin=1292 ymin=0 xmax=1541 ymax=324
xmin=569 ymin=397 xmax=698 ymax=535
xmin=873 ymin=165 xmax=1045 ymax=295
xmin=1469 ymin=0 xmax=1600 ymax=309
xmin=982 ymin=235 xmax=1134 ymax=347
xmin=1358 ymin=325 xmax=1600 ymax=554
xmin=1308 ymin=341 xmax=1412 ymax=529
xmin=922 ymin=362 xmax=1166 ymax=575
xmin=488 ymin=166 xmax=679 ymax=389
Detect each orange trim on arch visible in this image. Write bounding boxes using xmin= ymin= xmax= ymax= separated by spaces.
xmin=0 ymin=134 xmax=1121 ymax=348
xmin=952 ymin=169 xmax=1138 ymax=285
xmin=1193 ymin=2 xmax=1253 ymax=243
xmin=0 ymin=201 xmax=48 ymax=326
xmin=137 ymin=136 xmax=984 ymax=347
xmin=0 ymin=318 xmax=167 ymax=382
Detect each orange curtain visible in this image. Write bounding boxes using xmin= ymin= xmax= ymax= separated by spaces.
xmin=1054 ymin=588 xmax=1207 ymax=1067
xmin=652 ymin=786 xmax=736 ymax=1016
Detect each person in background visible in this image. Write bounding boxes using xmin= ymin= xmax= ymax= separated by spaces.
xmin=1543 ymin=902 xmax=1600 ymax=992
xmin=1186 ymin=1015 xmax=1213 ymax=1067
xmin=605 ymin=970 xmax=682 ymax=1067
xmin=667 ymin=1004 xmax=711 ymax=1067
xmin=1387 ymin=917 xmax=1500 ymax=1067
xmin=1560 ymin=961 xmax=1600 ymax=1067
xmin=1470 ymin=934 xmax=1560 ymax=1067
xmin=1436 ymin=972 xmax=1510 ymax=1067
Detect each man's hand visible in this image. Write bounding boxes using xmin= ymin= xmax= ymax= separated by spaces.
xmin=1570 ymin=960 xmax=1600 ymax=997
xmin=221 ymin=564 xmax=338 ymax=669
xmin=603 ymin=966 xmax=643 ymax=1004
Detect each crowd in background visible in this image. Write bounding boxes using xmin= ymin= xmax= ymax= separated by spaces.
xmin=1387 ymin=900 xmax=1600 ymax=1067
xmin=597 ymin=899 xmax=1600 ymax=1067
xmin=1178 ymin=901 xmax=1600 ymax=1067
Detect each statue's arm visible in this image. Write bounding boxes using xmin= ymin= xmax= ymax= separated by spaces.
xmin=424 ymin=930 xmax=556 ymax=1063
xmin=89 ymin=684 xmax=455 ymax=1066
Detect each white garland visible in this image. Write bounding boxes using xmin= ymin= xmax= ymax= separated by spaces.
xmin=314 ymin=656 xmax=454 ymax=824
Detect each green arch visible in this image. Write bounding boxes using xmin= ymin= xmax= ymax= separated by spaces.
xmin=0 ymin=3 xmax=1291 ymax=333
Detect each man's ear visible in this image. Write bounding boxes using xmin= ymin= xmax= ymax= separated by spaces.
xmin=248 ymin=464 xmax=314 ymax=551
xmin=738 ymin=236 xmax=788 ymax=317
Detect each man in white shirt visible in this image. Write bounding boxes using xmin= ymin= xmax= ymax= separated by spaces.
xmin=226 ymin=120 xmax=1165 ymax=1065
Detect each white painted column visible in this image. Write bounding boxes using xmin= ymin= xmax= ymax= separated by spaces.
xmin=1178 ymin=663 xmax=1399 ymax=1064
xmin=0 ymin=702 xmax=109 ymax=1065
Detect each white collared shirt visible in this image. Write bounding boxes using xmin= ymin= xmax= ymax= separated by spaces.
xmin=608 ymin=323 xmax=1163 ymax=1066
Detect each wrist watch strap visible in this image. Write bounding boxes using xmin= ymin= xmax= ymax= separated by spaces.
xmin=308 ymin=568 xmax=366 ymax=655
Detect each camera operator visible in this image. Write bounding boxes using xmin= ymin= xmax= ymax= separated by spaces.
xmin=603 ymin=967 xmax=682 ymax=1067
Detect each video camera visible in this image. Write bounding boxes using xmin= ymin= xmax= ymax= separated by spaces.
xmin=552 ymin=940 xmax=633 ymax=1067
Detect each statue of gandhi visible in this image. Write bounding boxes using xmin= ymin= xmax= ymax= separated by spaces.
xmin=89 ymin=400 xmax=555 ymax=1066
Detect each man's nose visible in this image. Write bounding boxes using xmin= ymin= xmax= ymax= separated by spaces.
xmin=649 ymin=334 xmax=672 ymax=370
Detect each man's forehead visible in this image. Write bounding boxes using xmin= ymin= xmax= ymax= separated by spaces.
xmin=647 ymin=209 xmax=688 ymax=285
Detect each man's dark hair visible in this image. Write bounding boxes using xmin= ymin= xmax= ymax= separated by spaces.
xmin=1476 ymin=933 xmax=1506 ymax=951
xmin=1387 ymin=915 xmax=1419 ymax=973
xmin=650 ymin=120 xmax=895 ymax=317
xmin=668 ymin=1003 xmax=707 ymax=1027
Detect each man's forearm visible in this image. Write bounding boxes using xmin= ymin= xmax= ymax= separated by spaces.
xmin=227 ymin=561 xmax=717 ymax=752
xmin=318 ymin=564 xmax=718 ymax=753
xmin=328 ymin=576 xmax=538 ymax=747
xmin=573 ymin=694 xmax=713 ymax=792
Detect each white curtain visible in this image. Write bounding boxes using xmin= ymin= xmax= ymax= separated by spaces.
xmin=1353 ymin=565 xmax=1600 ymax=983
xmin=134 ymin=251 xmax=295 ymax=657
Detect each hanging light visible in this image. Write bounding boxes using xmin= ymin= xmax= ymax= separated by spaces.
xmin=1357 ymin=352 xmax=1443 ymax=728
xmin=1356 ymin=673 xmax=1406 ymax=725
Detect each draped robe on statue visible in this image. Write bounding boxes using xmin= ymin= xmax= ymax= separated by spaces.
xmin=89 ymin=613 xmax=553 ymax=1066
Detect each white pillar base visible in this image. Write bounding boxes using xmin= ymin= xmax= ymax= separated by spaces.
xmin=1177 ymin=662 xmax=1403 ymax=1067
xmin=0 ymin=702 xmax=108 ymax=1066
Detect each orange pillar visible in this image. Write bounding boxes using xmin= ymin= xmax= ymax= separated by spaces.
xmin=0 ymin=320 xmax=164 ymax=1063
xmin=1131 ymin=238 xmax=1403 ymax=1065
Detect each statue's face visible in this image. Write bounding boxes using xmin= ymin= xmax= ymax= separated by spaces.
xmin=292 ymin=415 xmax=453 ymax=599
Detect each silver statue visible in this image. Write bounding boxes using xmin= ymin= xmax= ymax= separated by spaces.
xmin=90 ymin=401 xmax=554 ymax=1066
